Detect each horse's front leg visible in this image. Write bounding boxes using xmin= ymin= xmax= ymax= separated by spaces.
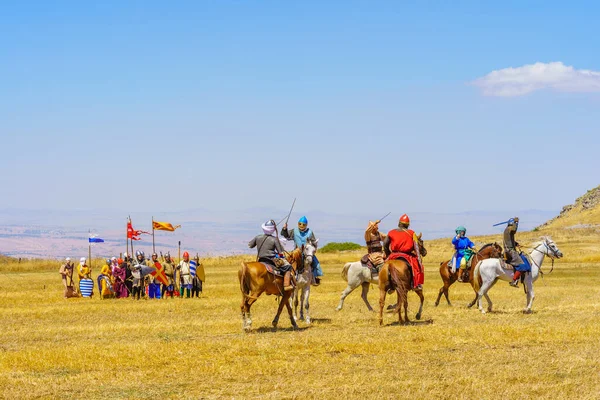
xmin=284 ymin=293 xmax=298 ymax=329
xmin=303 ymin=286 xmax=310 ymax=324
xmin=293 ymin=288 xmax=299 ymax=321
xmin=272 ymin=291 xmax=287 ymax=329
xmin=524 ymin=275 xmax=534 ymax=314
xmin=378 ymin=287 xmax=387 ymax=326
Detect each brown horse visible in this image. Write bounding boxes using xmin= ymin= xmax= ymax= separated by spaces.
xmin=434 ymin=242 xmax=503 ymax=308
xmin=378 ymin=234 xmax=427 ymax=326
xmin=238 ymin=248 xmax=303 ymax=332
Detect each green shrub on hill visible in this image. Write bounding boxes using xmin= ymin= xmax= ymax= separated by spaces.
xmin=319 ymin=242 xmax=363 ymax=253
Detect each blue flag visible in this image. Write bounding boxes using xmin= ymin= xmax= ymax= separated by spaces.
xmin=89 ymin=237 xmax=104 ymax=243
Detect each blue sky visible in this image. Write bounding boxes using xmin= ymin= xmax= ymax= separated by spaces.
xmin=1 ymin=1 xmax=598 ymax=217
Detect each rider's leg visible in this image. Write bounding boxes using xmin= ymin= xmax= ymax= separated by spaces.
xmin=312 ymin=256 xmax=323 ymax=285
xmin=510 ymin=271 xmax=521 ymax=287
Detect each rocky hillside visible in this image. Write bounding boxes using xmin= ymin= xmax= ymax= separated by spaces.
xmin=538 ymin=185 xmax=600 ymax=229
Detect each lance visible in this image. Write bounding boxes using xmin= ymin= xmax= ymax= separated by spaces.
xmin=278 ymin=198 xmax=296 ymax=226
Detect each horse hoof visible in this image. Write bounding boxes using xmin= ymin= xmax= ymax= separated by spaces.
xmin=272 ymin=321 xmax=278 ymax=328
xmin=415 ymin=313 xmax=422 ymax=320
xmin=305 ymin=318 xmax=311 ymax=324
xmin=523 ymin=309 xmax=533 ymax=314
xmin=335 ymin=306 xmax=342 ymax=311
xmin=434 ymin=302 xmax=439 ymax=307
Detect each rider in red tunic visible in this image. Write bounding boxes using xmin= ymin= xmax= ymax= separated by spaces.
xmin=383 ymin=214 xmax=424 ymax=291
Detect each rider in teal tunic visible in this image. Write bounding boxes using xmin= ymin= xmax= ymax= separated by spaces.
xmin=282 ymin=216 xmax=323 ymax=285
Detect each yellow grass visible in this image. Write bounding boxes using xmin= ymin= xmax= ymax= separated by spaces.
xmin=1 ymin=228 xmax=599 ymax=399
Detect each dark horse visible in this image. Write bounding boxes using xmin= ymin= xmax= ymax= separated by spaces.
xmin=238 ymin=248 xmax=303 ymax=332
xmin=434 ymin=243 xmax=503 ymax=307
xmin=378 ymin=234 xmax=427 ymax=326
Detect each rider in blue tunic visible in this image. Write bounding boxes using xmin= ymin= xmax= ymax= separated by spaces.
xmin=282 ymin=216 xmax=323 ymax=285
xmin=452 ymin=226 xmax=476 ymax=282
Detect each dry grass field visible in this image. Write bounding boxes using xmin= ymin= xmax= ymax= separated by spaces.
xmin=1 ymin=227 xmax=599 ymax=399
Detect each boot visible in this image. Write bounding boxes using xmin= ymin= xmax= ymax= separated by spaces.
xmin=457 ymin=268 xmax=464 ymax=282
xmin=510 ymin=271 xmax=521 ymax=287
xmin=283 ymin=271 xmax=293 ymax=291
xmin=314 ymin=277 xmax=321 ymax=286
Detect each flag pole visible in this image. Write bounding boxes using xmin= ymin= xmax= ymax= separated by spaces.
xmin=88 ymin=229 xmax=92 ymax=271
xmin=126 ymin=217 xmax=129 ymax=257
xmin=152 ymin=216 xmax=155 ymax=253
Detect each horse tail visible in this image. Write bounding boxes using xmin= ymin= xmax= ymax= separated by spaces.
xmin=389 ymin=262 xmax=408 ymax=308
xmin=472 ymin=261 xmax=483 ymax=292
xmin=239 ymin=262 xmax=250 ymax=296
xmin=239 ymin=262 xmax=259 ymax=300
xmin=341 ymin=262 xmax=351 ymax=282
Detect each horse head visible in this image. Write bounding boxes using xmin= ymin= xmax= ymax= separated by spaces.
xmin=538 ymin=236 xmax=563 ymax=259
xmin=301 ymin=239 xmax=318 ymax=272
xmin=416 ymin=233 xmax=427 ymax=257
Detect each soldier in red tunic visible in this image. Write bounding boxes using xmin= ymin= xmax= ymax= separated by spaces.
xmin=383 ymin=214 xmax=424 ymax=291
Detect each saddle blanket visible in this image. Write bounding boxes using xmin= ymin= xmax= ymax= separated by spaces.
xmin=262 ymin=262 xmax=285 ymax=277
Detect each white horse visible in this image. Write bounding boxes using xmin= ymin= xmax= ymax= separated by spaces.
xmin=473 ymin=236 xmax=563 ymax=314
xmin=336 ymin=261 xmax=378 ymax=312
xmin=292 ymin=241 xmax=317 ymax=324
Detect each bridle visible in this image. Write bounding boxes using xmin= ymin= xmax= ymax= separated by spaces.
xmin=530 ymin=239 xmax=560 ymax=275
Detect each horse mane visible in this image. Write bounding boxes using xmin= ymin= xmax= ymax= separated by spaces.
xmin=479 ymin=243 xmax=494 ymax=252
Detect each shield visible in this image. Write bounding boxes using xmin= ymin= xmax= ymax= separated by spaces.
xmin=140 ymin=265 xmax=156 ymax=277
xmin=151 ymin=261 xmax=169 ymax=286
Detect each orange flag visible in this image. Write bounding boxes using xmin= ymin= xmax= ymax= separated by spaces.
xmin=152 ymin=221 xmax=181 ymax=231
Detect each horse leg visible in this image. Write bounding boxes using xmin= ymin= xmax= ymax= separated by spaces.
xmin=284 ymin=293 xmax=298 ymax=329
xmin=415 ymin=289 xmax=424 ymax=320
xmin=293 ymin=288 xmax=299 ymax=321
xmin=378 ymin=287 xmax=387 ymax=326
xmin=337 ymin=280 xmax=359 ymax=311
xmin=477 ymin=280 xmax=495 ymax=314
xmin=360 ymin=282 xmax=374 ymax=312
xmin=272 ymin=293 xmax=287 ymax=329
xmin=524 ymin=275 xmax=534 ymax=314
xmin=467 ymin=290 xmax=478 ymax=308
xmin=299 ymin=287 xmax=305 ymax=321
xmin=304 ymin=286 xmax=310 ymax=324
xmin=395 ymin=289 xmax=403 ymax=324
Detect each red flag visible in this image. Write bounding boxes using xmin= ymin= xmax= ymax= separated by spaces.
xmin=128 ymin=220 xmax=150 ymax=241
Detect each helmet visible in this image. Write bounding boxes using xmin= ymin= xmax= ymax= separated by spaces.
xmin=262 ymin=220 xmax=276 ymax=235
xmin=135 ymin=250 xmax=144 ymax=259
xmin=455 ymin=226 xmax=466 ymax=235
xmin=298 ymin=216 xmax=308 ymax=224
xmin=165 ymin=252 xmax=171 ymax=260
xmin=151 ymin=252 xmax=158 ymax=258
xmin=183 ymin=251 xmax=189 ymax=259
xmin=399 ymin=214 xmax=410 ymax=226
xmin=111 ymin=257 xmax=117 ymax=261
xmin=106 ymin=258 xmax=111 ymax=265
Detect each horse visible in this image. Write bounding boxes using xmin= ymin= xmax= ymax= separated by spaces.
xmin=473 ymin=236 xmax=563 ymax=314
xmin=238 ymin=248 xmax=303 ymax=332
xmin=292 ymin=241 xmax=317 ymax=324
xmin=377 ymin=234 xmax=427 ymax=326
xmin=434 ymin=242 xmax=503 ymax=307
xmin=336 ymin=259 xmax=380 ymax=312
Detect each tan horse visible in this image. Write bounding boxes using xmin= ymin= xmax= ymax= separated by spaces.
xmin=238 ymin=248 xmax=302 ymax=332
xmin=434 ymin=243 xmax=503 ymax=307
xmin=378 ymin=234 xmax=427 ymax=326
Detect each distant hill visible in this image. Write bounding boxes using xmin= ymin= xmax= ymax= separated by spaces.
xmin=538 ymin=185 xmax=600 ymax=230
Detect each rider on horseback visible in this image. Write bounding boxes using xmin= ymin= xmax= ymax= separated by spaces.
xmin=249 ymin=220 xmax=294 ymax=291
xmin=282 ymin=216 xmax=323 ymax=285
xmin=383 ymin=214 xmax=424 ymax=291
xmin=503 ymin=217 xmax=527 ymax=287
xmin=452 ymin=226 xmax=476 ymax=282
xmin=364 ymin=220 xmax=386 ymax=273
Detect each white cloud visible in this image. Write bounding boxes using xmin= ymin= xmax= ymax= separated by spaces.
xmin=472 ymin=62 xmax=600 ymax=97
